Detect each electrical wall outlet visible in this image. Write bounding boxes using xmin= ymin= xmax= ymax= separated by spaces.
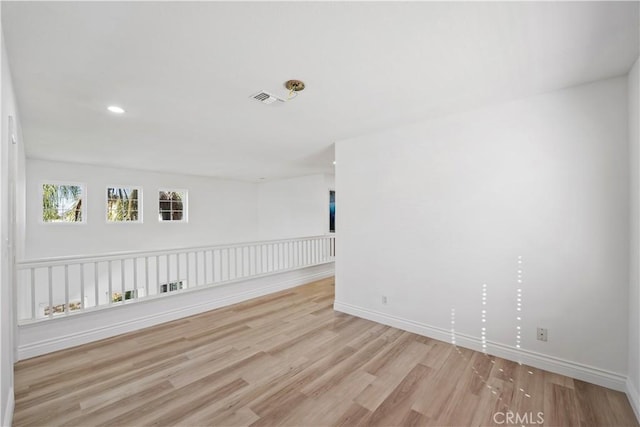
xmin=381 ymin=295 xmax=388 ymax=305
xmin=537 ymin=327 xmax=548 ymax=342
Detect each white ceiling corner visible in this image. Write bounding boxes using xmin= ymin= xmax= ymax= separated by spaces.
xmin=2 ymin=1 xmax=638 ymax=181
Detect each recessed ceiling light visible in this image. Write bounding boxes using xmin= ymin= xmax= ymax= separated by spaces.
xmin=333 ymin=160 xmax=336 ymax=165
xmin=107 ymin=105 xmax=125 ymax=114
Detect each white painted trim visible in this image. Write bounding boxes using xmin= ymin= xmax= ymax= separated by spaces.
xmin=18 ymin=260 xmax=336 ymax=327
xmin=627 ymin=378 xmax=640 ymax=423
xmin=17 ymin=234 xmax=333 ymax=266
xmin=2 ymin=387 xmax=14 ymax=427
xmin=18 ymin=265 xmax=334 ymax=360
xmin=334 ymin=300 xmax=627 ymax=392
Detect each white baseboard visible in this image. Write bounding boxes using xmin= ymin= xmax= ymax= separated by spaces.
xmin=2 ymin=387 xmax=14 ymax=427
xmin=627 ymin=378 xmax=640 ymax=423
xmin=334 ymin=300 xmax=627 ymax=392
xmin=18 ymin=264 xmax=334 ymax=360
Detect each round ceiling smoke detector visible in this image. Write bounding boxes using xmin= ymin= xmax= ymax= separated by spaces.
xmin=285 ymin=80 xmax=305 ymax=92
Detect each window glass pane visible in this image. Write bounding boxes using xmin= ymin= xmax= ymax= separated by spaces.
xmin=107 ymin=187 xmax=141 ymax=222
xmin=159 ymin=190 xmax=187 ymax=222
xmin=160 ymin=281 xmax=184 ymax=293
xmin=42 ymin=184 xmax=84 ymax=223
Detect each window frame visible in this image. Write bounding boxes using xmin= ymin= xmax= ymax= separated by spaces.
xmin=160 ymin=281 xmax=185 ymax=293
xmin=105 ymin=185 xmax=143 ymax=224
xmin=40 ymin=181 xmax=87 ymax=225
xmin=158 ymin=189 xmax=188 ymax=223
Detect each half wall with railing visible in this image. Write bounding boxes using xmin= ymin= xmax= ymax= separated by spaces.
xmin=16 ymin=235 xmax=335 ymax=324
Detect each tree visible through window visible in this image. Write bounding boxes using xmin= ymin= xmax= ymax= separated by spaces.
xmin=107 ymin=187 xmax=141 ymax=222
xmin=42 ymin=184 xmax=84 ymax=223
xmin=159 ymin=190 xmax=186 ymax=222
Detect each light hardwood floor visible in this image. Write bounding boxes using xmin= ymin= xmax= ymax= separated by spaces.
xmin=13 ymin=277 xmax=639 ymax=426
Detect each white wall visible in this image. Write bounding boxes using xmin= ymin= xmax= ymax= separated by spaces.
xmin=25 ymin=159 xmax=260 ymax=259
xmin=25 ymin=162 xmax=335 ymax=260
xmin=628 ymin=57 xmax=640 ymax=417
xmin=335 ymin=77 xmax=629 ymax=388
xmin=325 ymin=173 xmax=335 ymax=191
xmin=1 ymin=31 xmax=24 ymax=427
xmin=258 ymin=174 xmax=334 ymax=240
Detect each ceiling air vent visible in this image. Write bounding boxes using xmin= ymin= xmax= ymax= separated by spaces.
xmin=252 ymin=91 xmax=283 ymax=105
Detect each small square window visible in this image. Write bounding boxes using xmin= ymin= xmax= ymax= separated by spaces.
xmin=107 ymin=187 xmax=142 ymax=222
xmin=42 ymin=183 xmax=85 ymax=223
xmin=112 ymin=290 xmax=137 ymax=302
xmin=160 ymin=281 xmax=185 ymax=293
xmin=159 ymin=190 xmax=187 ymax=222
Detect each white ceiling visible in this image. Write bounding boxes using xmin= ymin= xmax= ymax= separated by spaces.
xmin=3 ymin=2 xmax=639 ymax=181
